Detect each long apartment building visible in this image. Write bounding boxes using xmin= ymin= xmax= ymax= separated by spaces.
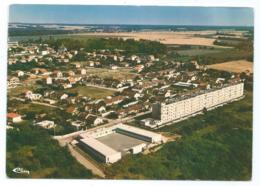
xmin=152 ymin=82 xmax=244 ymax=126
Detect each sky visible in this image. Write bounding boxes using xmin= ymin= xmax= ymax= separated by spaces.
xmin=9 ymin=5 xmax=254 ymax=26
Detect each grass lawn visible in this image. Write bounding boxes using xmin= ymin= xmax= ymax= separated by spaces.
xmin=68 ymin=86 xmax=115 ymax=99
xmin=8 ymin=78 xmax=43 ymax=97
xmin=16 ymin=103 xmax=58 ymax=114
xmin=176 ymin=48 xmax=227 ymax=56
xmin=10 ymin=34 xmax=119 ymax=42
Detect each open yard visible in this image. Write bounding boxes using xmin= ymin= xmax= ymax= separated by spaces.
xmin=7 ymin=77 xmax=43 ymax=97
xmin=80 ymin=67 xmax=137 ymax=80
xmin=68 ymin=86 xmax=115 ymax=99
xmin=207 ymin=60 xmax=253 ymax=73
xmin=15 ymin=103 xmax=58 ymax=114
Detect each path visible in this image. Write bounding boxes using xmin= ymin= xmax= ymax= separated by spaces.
xmin=68 ymin=144 xmax=105 ymax=178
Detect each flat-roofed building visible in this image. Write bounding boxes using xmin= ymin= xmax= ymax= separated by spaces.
xmin=79 ymin=137 xmax=121 ymax=163
xmin=152 ymin=82 xmax=244 ymax=126
xmin=115 ymin=124 xmax=162 ymax=143
xmin=76 ymin=123 xmax=164 ymax=163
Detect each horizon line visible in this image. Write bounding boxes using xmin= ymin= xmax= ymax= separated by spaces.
xmin=9 ymin=22 xmax=254 ymax=27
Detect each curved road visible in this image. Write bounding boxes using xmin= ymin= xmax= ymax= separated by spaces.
xmin=68 ymin=144 xmax=105 ymax=178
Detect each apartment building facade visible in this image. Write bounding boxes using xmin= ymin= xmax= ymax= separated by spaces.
xmin=152 ymin=82 xmax=244 ymax=125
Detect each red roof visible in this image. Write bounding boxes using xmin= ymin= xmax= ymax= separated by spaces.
xmin=7 ymin=113 xmax=21 ymax=118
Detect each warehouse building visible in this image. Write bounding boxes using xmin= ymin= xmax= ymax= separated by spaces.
xmin=76 ymin=124 xmax=164 ymax=163
xmin=78 ymin=137 xmax=121 ymax=163
xmin=152 ymin=82 xmax=244 ymax=126
xmin=115 ymin=124 xmax=162 ymax=143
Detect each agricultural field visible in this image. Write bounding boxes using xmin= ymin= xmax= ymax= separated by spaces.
xmin=176 ymin=48 xmax=227 ymax=56
xmin=207 ymin=60 xmax=253 ymax=73
xmin=72 ymin=31 xmax=218 ymax=47
xmin=67 ymin=86 xmax=116 ymax=99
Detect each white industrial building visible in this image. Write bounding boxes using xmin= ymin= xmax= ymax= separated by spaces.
xmin=152 ymin=82 xmax=244 ymax=126
xmin=76 ymin=124 xmax=164 ymax=163
xmin=130 ymin=143 xmax=147 ymax=154
xmin=115 ymin=124 xmax=162 ymax=143
xmin=79 ymin=137 xmax=121 ymax=164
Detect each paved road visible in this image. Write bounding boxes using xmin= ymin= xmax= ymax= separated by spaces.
xmin=53 ymin=110 xmax=151 ymax=177
xmin=56 ymin=110 xmax=152 ymax=140
xmin=68 ymin=144 xmax=105 ymax=178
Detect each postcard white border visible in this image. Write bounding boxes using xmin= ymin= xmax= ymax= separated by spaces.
xmin=0 ymin=1 xmax=259 ymax=186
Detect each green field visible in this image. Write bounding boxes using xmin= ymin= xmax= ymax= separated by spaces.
xmin=16 ymin=103 xmax=58 ymax=114
xmin=68 ymin=86 xmax=115 ymax=99
xmin=176 ymin=48 xmax=227 ymax=56
xmin=9 ymin=34 xmax=114 ymax=42
xmin=105 ymin=91 xmax=253 ymax=180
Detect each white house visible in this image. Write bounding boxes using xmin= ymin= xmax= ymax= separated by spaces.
xmin=41 ymin=51 xmax=49 ymax=56
xmin=216 ymin=78 xmax=225 ymax=84
xmin=63 ymin=84 xmax=72 ymax=89
xmin=46 ymin=77 xmax=52 ymax=85
xmin=164 ymin=90 xmax=171 ymax=98
xmin=35 ymin=120 xmax=55 ymax=129
xmin=98 ymin=106 xmax=106 ymax=113
xmin=63 ymin=58 xmax=69 ymax=63
xmin=7 ymin=113 xmax=22 ymax=123
xmin=89 ymin=61 xmax=95 ymax=67
xmin=25 ymin=91 xmax=42 ymax=100
xmin=81 ymin=68 xmax=87 ymax=75
xmin=17 ymin=70 xmax=25 ymax=77
xmin=71 ymin=120 xmax=85 ymax=130
xmin=111 ymin=65 xmax=118 ymax=70
xmin=60 ymin=94 xmax=69 ymax=100
xmin=43 ymin=98 xmax=56 ymax=105
xmin=85 ymin=115 xmax=104 ymax=126
xmin=134 ymin=93 xmax=143 ymax=99
xmin=113 ymin=55 xmax=118 ymax=61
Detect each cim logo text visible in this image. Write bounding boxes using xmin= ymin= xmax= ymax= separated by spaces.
xmin=12 ymin=167 xmax=30 ymax=175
